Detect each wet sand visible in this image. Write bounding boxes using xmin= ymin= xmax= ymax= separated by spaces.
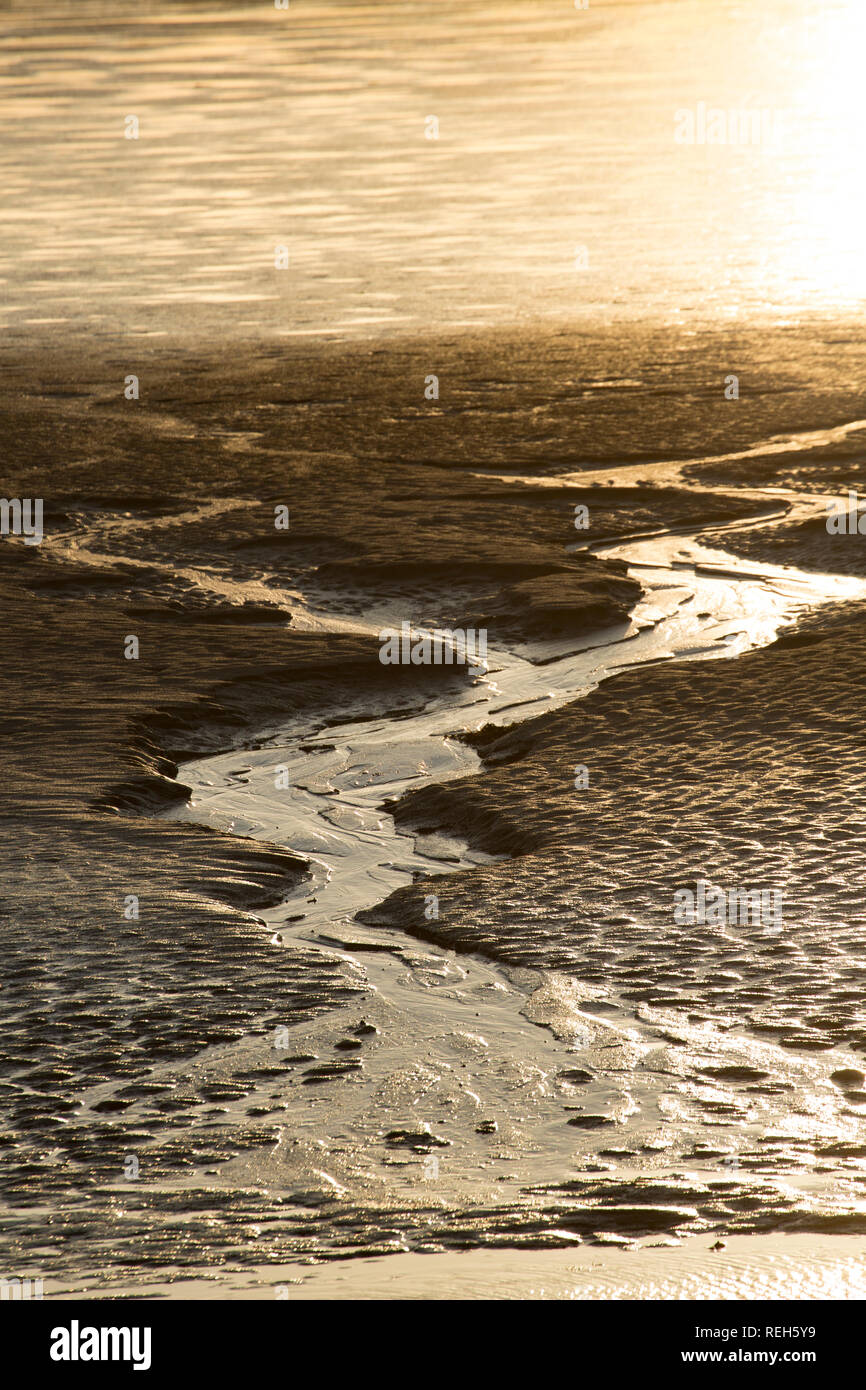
xmin=44 ymin=1233 xmax=866 ymax=1301
xmin=5 ymin=330 xmax=866 ymax=1294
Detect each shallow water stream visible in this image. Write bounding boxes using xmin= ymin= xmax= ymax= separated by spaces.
xmin=131 ymin=462 xmax=866 ymax=1221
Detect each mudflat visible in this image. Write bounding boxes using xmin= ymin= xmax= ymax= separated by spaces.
xmin=4 ymin=327 xmax=866 ymax=1293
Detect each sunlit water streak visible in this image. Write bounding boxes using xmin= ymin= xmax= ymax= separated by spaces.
xmin=127 ymin=473 xmax=866 ymax=1213
xmin=169 ymin=497 xmax=866 ymax=954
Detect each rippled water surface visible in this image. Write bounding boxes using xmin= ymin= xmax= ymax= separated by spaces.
xmin=2 ymin=0 xmax=866 ymax=340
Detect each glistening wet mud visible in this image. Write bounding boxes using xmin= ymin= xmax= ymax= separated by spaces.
xmin=5 ymin=334 xmax=866 ymax=1287
xmin=155 ymin=490 xmax=866 ymax=1275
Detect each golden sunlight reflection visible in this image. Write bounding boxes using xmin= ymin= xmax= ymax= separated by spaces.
xmin=1 ymin=0 xmax=865 ymax=335
xmin=770 ymin=0 xmax=866 ymax=309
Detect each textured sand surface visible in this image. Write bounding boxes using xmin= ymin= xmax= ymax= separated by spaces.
xmin=42 ymin=1233 xmax=866 ymax=1301
xmin=5 ymin=332 xmax=866 ymax=1289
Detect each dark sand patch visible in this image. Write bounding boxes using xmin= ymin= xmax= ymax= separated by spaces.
xmin=703 ymin=512 xmax=866 ymax=579
xmin=0 ymin=537 xmax=474 ymax=1208
xmin=361 ymin=599 xmax=866 ymax=1062
xmin=6 ymin=324 xmax=866 ymax=481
